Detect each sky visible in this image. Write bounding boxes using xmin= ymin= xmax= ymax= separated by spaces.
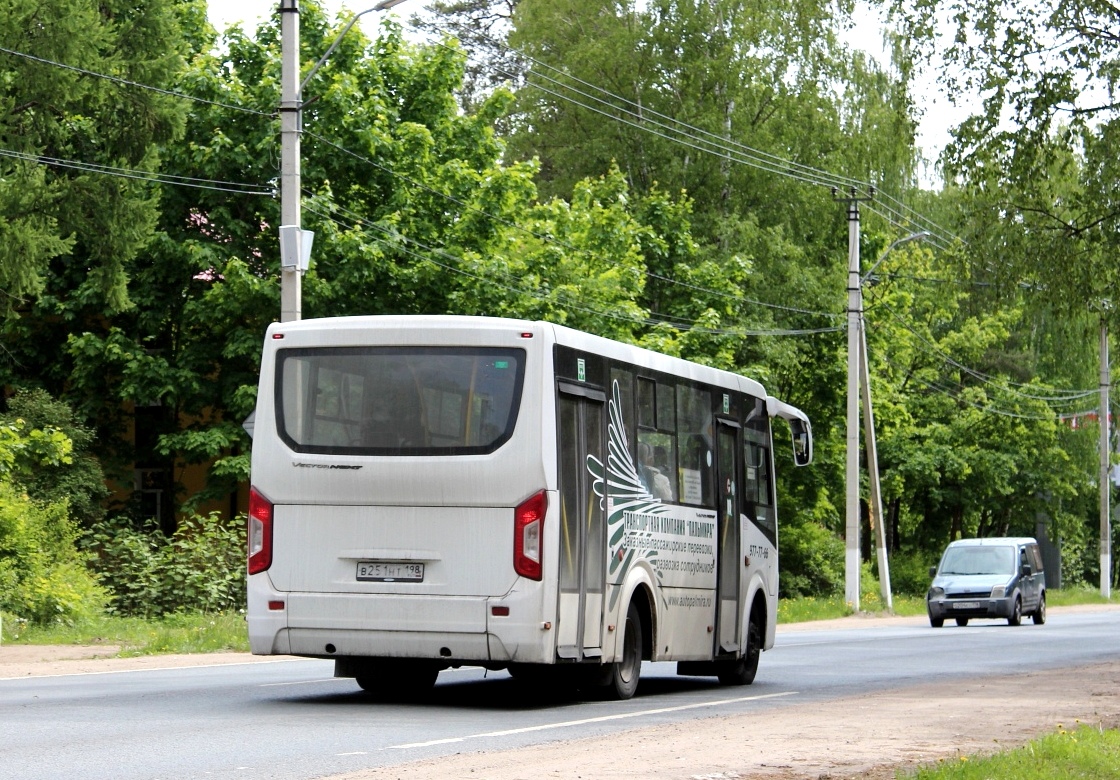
xmin=206 ymin=0 xmax=969 ymax=184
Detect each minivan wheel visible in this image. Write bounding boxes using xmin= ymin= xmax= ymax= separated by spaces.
xmin=955 ymin=617 xmax=969 ymax=627
xmin=1032 ymin=593 xmax=1046 ymax=625
xmin=929 ymin=614 xmax=944 ymax=628
xmin=1007 ymin=596 xmax=1022 ymax=626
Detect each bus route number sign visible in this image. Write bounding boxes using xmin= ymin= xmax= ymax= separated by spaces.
xmin=356 ymin=561 xmax=425 ymax=582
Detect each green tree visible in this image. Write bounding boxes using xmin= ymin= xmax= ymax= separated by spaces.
xmin=894 ymin=0 xmax=1120 ymax=323
xmin=0 ymin=0 xmax=190 ymax=316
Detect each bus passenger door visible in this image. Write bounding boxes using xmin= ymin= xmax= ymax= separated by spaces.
xmin=715 ymin=422 xmax=741 ymax=655
xmin=556 ymin=387 xmax=606 ymax=660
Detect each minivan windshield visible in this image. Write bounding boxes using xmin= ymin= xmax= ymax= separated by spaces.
xmin=939 ymin=545 xmax=1016 ymax=576
xmin=276 ymin=347 xmax=526 ymax=455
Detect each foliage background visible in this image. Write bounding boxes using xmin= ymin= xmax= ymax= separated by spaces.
xmin=0 ymin=0 xmax=1116 ymax=627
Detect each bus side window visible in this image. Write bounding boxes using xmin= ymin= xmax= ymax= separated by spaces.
xmin=745 ymin=442 xmax=771 ymax=507
xmin=637 ymin=377 xmax=655 ymax=428
xmin=637 ymin=432 xmax=676 ymax=501
xmin=675 ymin=385 xmax=712 ymax=507
xmin=611 ymin=368 xmax=635 ymax=456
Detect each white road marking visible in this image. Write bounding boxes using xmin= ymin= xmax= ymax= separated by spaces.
xmin=259 ymin=678 xmax=343 ymax=687
xmin=386 ymin=690 xmax=798 ymax=749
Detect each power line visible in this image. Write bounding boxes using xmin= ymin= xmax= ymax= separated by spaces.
xmin=878 ymin=352 xmax=1068 ymax=421
xmin=304 ymin=128 xmax=844 ymax=324
xmin=0 ymin=45 xmax=273 ymax=117
xmin=427 ymin=29 xmax=967 ymax=249
xmin=0 ymin=147 xmax=274 ymax=196
xmin=872 ymin=301 xmax=1099 ymax=403
xmin=303 ymin=194 xmax=842 ymax=338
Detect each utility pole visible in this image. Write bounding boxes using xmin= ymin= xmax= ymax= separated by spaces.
xmin=1100 ymin=317 xmax=1112 ymax=598
xmin=280 ymin=0 xmax=301 ymax=323
xmin=278 ymin=0 xmax=408 ymax=323
xmin=836 ymin=186 xmax=874 ymax=610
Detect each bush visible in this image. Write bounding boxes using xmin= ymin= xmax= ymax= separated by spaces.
xmin=779 ymin=521 xmax=844 ymax=598
xmin=0 ymin=388 xmax=108 ymax=528
xmin=880 ymin=549 xmax=938 ymax=597
xmin=85 ymin=512 xmax=246 ymax=617
xmin=0 ymin=482 xmax=109 ymax=623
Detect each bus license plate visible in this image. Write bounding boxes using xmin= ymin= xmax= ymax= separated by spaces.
xmin=356 ymin=561 xmax=424 ymax=582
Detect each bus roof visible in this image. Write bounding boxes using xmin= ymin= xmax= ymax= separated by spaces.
xmin=266 ymin=314 xmax=771 ymax=403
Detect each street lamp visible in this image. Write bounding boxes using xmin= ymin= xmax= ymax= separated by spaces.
xmin=279 ymin=0 xmax=408 ymax=322
xmin=862 ymin=232 xmax=930 ymax=286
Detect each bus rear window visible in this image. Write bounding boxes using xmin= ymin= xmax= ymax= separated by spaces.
xmin=276 ymin=347 xmax=526 ymax=455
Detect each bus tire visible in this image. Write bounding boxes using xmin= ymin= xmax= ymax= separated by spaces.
xmin=718 ymin=612 xmax=761 ymax=686
xmin=605 ymin=601 xmax=643 ymax=700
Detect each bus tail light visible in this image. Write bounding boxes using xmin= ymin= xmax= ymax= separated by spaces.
xmin=248 ymin=487 xmax=274 ymax=575
xmin=514 ymin=490 xmax=546 ymax=580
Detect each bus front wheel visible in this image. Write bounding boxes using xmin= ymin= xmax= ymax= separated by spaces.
xmin=604 ymin=601 xmax=643 ymax=700
xmin=718 ymin=612 xmax=761 ymax=686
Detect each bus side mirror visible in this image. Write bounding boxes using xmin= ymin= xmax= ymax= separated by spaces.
xmin=790 ymin=418 xmax=812 ymax=466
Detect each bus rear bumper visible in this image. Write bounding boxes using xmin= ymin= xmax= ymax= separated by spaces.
xmin=250 ymin=589 xmax=553 ymax=664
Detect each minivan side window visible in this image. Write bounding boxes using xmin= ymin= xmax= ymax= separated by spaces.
xmin=1026 ymin=544 xmax=1044 ymax=573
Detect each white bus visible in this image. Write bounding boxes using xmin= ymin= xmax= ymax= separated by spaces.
xmin=247 ymin=315 xmax=811 ymax=699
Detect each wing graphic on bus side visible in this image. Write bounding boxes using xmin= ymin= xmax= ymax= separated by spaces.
xmin=586 ymin=380 xmax=669 ymax=610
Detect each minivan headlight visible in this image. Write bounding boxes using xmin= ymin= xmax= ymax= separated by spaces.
xmin=928 ymin=587 xmax=945 ymax=599
xmin=990 ymin=585 xmax=1006 ymax=598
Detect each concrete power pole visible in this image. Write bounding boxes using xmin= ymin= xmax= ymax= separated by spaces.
xmin=1101 ymin=319 xmax=1112 ymax=599
xmin=837 ymin=187 xmax=874 ymax=610
xmin=278 ymin=0 xmax=406 ymax=323
xmin=279 ymin=0 xmax=302 ymax=323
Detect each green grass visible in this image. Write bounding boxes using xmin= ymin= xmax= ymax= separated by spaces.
xmin=779 ymin=584 xmax=1112 ymax=624
xmin=0 ymin=611 xmax=249 ymax=656
xmin=778 ymin=593 xmax=929 ymax=623
xmin=1047 ymin=584 xmax=1115 ymax=608
xmin=905 ymin=724 xmax=1120 ymax=779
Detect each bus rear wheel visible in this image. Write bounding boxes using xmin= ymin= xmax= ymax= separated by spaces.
xmin=604 ymin=601 xmax=642 ymax=700
xmin=718 ymin=612 xmax=761 ymax=686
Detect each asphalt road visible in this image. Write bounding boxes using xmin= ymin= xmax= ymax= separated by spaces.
xmin=3 ymin=608 xmax=1118 ymax=780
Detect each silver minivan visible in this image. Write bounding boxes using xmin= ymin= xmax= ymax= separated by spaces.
xmin=926 ymin=537 xmax=1046 ymax=627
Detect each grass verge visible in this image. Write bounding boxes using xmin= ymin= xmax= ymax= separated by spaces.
xmin=0 ymin=611 xmax=249 ymax=655
xmin=780 ymin=584 xmax=1113 ymax=624
xmin=905 ymin=724 xmax=1120 ymax=779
